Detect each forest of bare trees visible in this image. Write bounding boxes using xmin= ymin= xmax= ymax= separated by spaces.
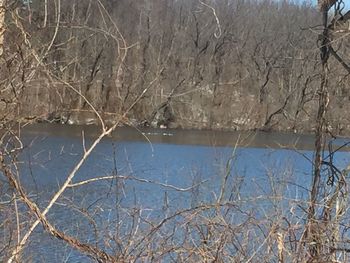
xmin=3 ymin=0 xmax=350 ymax=262
xmin=2 ymin=0 xmax=350 ymax=135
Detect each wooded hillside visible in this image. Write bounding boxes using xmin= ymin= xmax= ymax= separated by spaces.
xmin=2 ymin=0 xmax=350 ymax=134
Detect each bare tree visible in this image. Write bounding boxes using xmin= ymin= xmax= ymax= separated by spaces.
xmin=0 ymin=0 xmax=5 ymax=57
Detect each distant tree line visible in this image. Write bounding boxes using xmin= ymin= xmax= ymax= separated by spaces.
xmin=2 ymin=0 xmax=350 ymax=134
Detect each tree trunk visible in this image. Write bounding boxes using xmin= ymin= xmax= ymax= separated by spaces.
xmin=0 ymin=0 xmax=5 ymax=57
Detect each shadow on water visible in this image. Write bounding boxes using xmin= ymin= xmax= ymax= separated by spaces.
xmin=22 ymin=123 xmax=350 ymax=150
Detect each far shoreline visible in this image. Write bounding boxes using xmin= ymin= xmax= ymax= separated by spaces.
xmin=15 ymin=122 xmax=350 ymax=151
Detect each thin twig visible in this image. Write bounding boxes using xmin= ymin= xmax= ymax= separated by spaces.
xmin=68 ymin=174 xmax=209 ymax=192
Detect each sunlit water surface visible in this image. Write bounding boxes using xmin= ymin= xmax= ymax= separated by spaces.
xmin=2 ymin=124 xmax=350 ymax=262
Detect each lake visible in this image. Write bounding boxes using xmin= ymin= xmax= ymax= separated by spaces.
xmin=1 ymin=124 xmax=350 ymax=262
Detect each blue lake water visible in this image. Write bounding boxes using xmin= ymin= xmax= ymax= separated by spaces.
xmin=2 ymin=125 xmax=350 ymax=262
